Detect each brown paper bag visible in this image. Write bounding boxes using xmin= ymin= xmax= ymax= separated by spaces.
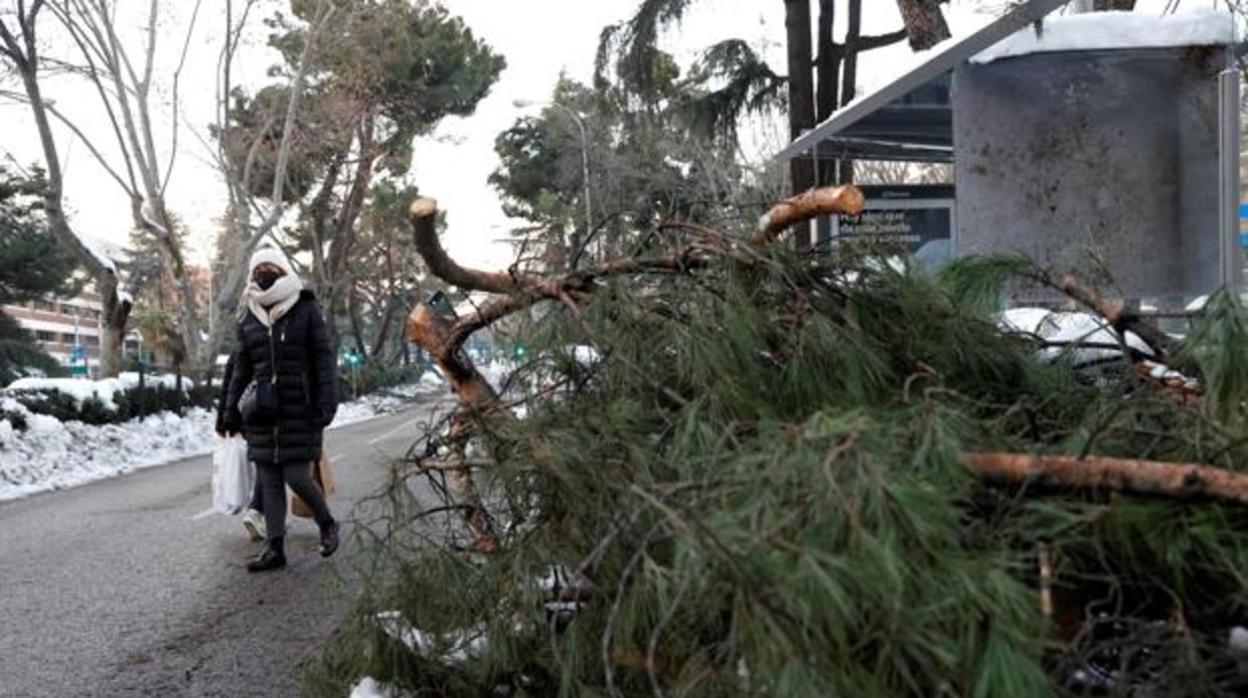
xmin=291 ymin=453 xmax=334 ymax=518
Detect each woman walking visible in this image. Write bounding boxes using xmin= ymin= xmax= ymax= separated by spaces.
xmin=218 ymin=246 xmax=340 ymax=572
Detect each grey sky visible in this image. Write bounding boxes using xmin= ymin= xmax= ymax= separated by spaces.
xmin=0 ymin=0 xmax=1186 ymax=272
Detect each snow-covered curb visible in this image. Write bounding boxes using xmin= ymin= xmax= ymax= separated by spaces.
xmin=0 ymin=376 xmax=446 ymax=504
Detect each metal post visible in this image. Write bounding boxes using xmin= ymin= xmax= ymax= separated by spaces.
xmin=549 ymin=102 xmax=594 ymax=264
xmin=1219 ymin=68 xmax=1241 ymax=289
xmin=514 ymin=99 xmax=593 ymax=264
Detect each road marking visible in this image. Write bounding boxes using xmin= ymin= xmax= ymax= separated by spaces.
xmin=368 ymin=419 xmax=415 ymax=445
xmin=189 ymin=507 xmax=219 ymax=520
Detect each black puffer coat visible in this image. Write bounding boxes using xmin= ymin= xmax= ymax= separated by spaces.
xmin=221 ymin=290 xmax=338 ymax=464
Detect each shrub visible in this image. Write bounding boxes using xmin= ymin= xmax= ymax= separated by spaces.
xmin=0 ymin=407 xmax=27 ymax=432
xmin=6 ymin=389 xmax=114 ymax=425
xmin=5 ymin=380 xmax=215 ymax=425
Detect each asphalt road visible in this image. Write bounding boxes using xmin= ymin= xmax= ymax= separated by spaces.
xmin=0 ymin=400 xmax=446 ymax=698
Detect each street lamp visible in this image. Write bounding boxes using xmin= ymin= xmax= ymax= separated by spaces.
xmin=513 ymin=98 xmax=594 ymax=264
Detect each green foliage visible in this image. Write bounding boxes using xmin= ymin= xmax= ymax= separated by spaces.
xmin=6 ymin=382 xmax=214 ymax=425
xmin=0 ymin=165 xmax=80 ymax=305
xmin=227 ymin=0 xmax=505 ymax=199
xmin=0 ymin=312 xmax=65 ymax=387
xmin=678 ymin=39 xmax=787 ymax=142
xmin=491 ymin=76 xmax=760 ymax=267
xmin=0 ymin=164 xmax=80 ymax=385
xmin=311 ymin=248 xmax=1248 ymax=696
xmin=0 ymin=406 xmax=27 ymax=433
xmin=7 ymin=389 xmax=115 ymax=425
xmin=596 ymin=0 xmax=696 ymax=100
xmin=1183 ymin=290 xmax=1248 ymax=431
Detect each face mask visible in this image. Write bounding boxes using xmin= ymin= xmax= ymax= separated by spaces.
xmin=254 ymin=270 xmax=282 ymax=290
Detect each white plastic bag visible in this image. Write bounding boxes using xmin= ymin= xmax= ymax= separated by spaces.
xmin=212 ymin=436 xmax=252 ymax=514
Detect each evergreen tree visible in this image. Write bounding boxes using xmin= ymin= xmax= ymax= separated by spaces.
xmin=0 ymin=166 xmax=78 ymax=384
xmin=306 ymin=191 xmax=1248 ymax=696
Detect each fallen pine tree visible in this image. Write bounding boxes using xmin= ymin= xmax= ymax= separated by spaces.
xmin=309 ymin=187 xmax=1248 ymax=697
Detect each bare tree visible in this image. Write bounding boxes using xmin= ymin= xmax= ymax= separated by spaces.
xmin=0 ymin=1 xmax=134 ymax=376
xmin=32 ymin=0 xmax=208 ymax=369
xmin=198 ymin=0 xmax=340 ymax=365
xmin=854 ymin=160 xmax=952 ymax=185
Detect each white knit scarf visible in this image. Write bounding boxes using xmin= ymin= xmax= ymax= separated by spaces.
xmin=244 ymin=247 xmax=304 ymax=328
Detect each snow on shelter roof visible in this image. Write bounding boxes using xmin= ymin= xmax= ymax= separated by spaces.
xmin=775 ymin=0 xmax=1236 ymax=163
xmin=972 ymin=10 xmax=1234 ymax=64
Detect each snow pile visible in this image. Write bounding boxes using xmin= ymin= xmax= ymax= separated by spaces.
xmin=329 ymin=374 xmax=445 ymax=429
xmin=0 ymin=407 xmax=216 ymax=501
xmin=478 ymin=359 xmax=518 ymax=393
xmin=973 ymin=10 xmax=1233 ymax=64
xmin=375 ymin=610 xmax=488 ymax=663
xmin=1001 ymin=307 xmax=1153 ymax=364
xmin=0 ymin=377 xmax=447 ymax=503
xmin=5 ymin=372 xmax=196 ymax=410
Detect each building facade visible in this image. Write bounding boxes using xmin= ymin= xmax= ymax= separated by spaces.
xmin=2 ymin=237 xmax=139 ymax=375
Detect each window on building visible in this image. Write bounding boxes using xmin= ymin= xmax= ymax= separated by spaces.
xmin=35 ymin=300 xmax=57 ymax=312
xmin=35 ymin=330 xmax=56 ymax=342
xmin=60 ymin=304 xmax=75 ymax=315
xmin=84 ymin=335 xmax=99 ymax=346
xmin=62 ymin=333 xmax=77 ymax=344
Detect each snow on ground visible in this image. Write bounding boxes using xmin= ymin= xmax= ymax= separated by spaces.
xmin=0 ymin=375 xmax=446 ymax=503
xmin=973 ymin=10 xmax=1233 ymax=64
xmin=0 ymin=405 xmax=216 ymax=501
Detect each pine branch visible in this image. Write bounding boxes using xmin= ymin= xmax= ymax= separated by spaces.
xmin=754 ymin=184 xmax=864 ymax=243
xmin=964 ymin=452 xmax=1248 ymax=506
xmin=1029 ymin=269 xmax=1185 ymax=361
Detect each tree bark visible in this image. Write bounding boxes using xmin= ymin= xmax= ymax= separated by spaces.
xmin=964 ymin=453 xmax=1248 ymax=506
xmin=837 ymin=0 xmax=862 ymax=184
xmin=894 ymin=0 xmax=951 ymax=51
xmin=814 ymin=0 xmax=840 ymax=188
xmin=347 ymin=290 xmax=369 ymax=359
xmin=0 ymin=8 xmax=133 ymax=376
xmin=755 ymin=185 xmax=865 ymax=242
xmin=815 ymin=0 xmax=840 ymax=124
xmin=322 ymin=117 xmax=378 ymax=354
xmin=784 ymin=0 xmax=816 ymax=251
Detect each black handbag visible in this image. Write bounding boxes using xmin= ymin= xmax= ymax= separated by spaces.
xmin=239 ymin=380 xmax=279 ymax=426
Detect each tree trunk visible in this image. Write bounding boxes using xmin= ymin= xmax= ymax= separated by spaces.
xmin=814 ymin=0 xmax=840 ymax=188
xmin=98 ymin=296 xmax=130 ymax=377
xmin=838 ymin=0 xmax=862 ymax=184
xmin=370 ymin=296 xmax=403 ymax=360
xmin=347 ymin=290 xmax=369 ymax=359
xmin=321 ymin=119 xmax=377 ymax=354
xmin=0 ymin=15 xmax=131 ymax=376
xmin=894 ymin=0 xmax=951 ymax=51
xmin=784 ymin=0 xmax=817 ymax=251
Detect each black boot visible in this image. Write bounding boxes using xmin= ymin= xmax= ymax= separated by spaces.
xmin=319 ymin=520 xmax=340 ymax=558
xmin=247 ymin=538 xmax=286 ymax=572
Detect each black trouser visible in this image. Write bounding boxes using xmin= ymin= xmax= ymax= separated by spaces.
xmin=248 ymin=479 xmax=263 ymax=512
xmin=254 ymin=460 xmax=333 ymax=542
